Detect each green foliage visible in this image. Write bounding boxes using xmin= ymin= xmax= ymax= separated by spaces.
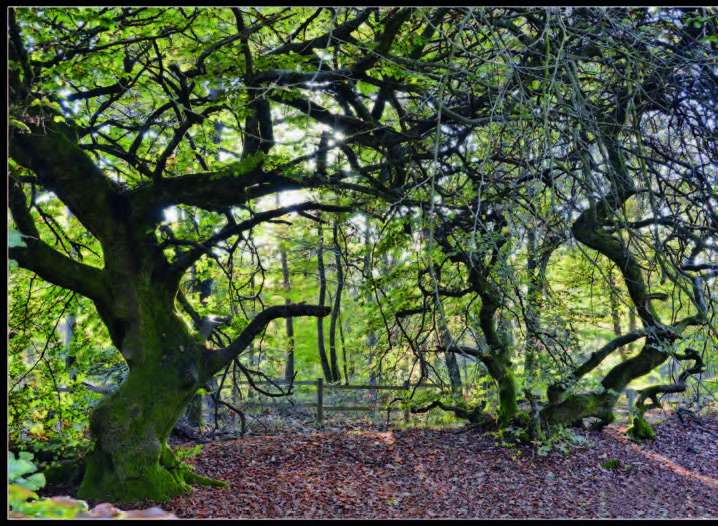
xmin=491 ymin=425 xmax=531 ymax=447
xmin=10 ymin=118 xmax=31 ymax=134
xmin=534 ymin=426 xmax=589 ymax=457
xmin=226 ymin=152 xmax=267 ymax=177
xmin=9 ymin=451 xmax=46 ymax=491
xmin=601 ymin=458 xmax=620 ymax=470
xmin=627 ymin=416 xmax=656 ymax=441
xmin=8 ymin=278 xmax=112 ymax=462
xmin=175 ymin=444 xmax=204 ymax=461
xmin=8 ymin=451 xmax=88 ymax=519
xmin=8 ymin=228 xmax=26 ymax=248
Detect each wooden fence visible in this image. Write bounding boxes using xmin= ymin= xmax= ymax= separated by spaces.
xmin=220 ymin=378 xmax=442 ymax=427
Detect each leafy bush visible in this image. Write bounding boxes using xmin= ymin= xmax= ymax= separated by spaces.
xmin=8 ymin=451 xmax=88 ymax=519
xmin=9 ymin=451 xmax=46 ymax=491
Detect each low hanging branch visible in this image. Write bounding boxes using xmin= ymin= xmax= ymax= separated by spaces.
xmin=547 ymin=329 xmax=648 ymax=403
xmin=634 ymin=348 xmax=705 ymax=417
xmin=627 ymin=348 xmax=705 ymax=440
xmin=410 ymin=399 xmax=490 ymax=426
xmin=165 ymin=202 xmax=355 ymax=288
xmin=204 ymin=304 xmax=331 ymax=375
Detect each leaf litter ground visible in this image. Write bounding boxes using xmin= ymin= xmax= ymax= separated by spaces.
xmin=164 ymin=414 xmax=718 ymax=519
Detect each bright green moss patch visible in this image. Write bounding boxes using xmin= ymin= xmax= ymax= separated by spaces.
xmin=601 ymin=458 xmax=620 ymax=470
xmin=78 ymin=442 xmax=225 ymax=504
xmin=627 ymin=416 xmax=656 ymax=441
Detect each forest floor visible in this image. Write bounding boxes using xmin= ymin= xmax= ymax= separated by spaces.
xmin=164 ymin=412 xmax=718 ymax=519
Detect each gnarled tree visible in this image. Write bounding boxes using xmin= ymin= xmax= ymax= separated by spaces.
xmin=8 ymin=6 xmax=438 ymax=502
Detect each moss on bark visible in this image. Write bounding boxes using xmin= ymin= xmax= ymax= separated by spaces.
xmin=627 ymin=415 xmax=656 ymax=441
xmin=540 ymin=392 xmax=615 ymax=427
xmin=79 ymin=440 xmax=225 ymax=504
xmin=496 ymin=369 xmax=518 ymax=427
xmin=76 ymin=313 xmax=223 ymax=504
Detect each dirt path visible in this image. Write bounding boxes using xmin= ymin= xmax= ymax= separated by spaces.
xmin=166 ymin=414 xmax=718 ymax=519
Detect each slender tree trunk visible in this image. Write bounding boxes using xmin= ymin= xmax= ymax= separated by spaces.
xmin=524 ymin=228 xmax=540 ymax=392
xmin=339 ymin=311 xmax=349 ymax=384
xmin=434 ymin=297 xmax=463 ymax=396
xmin=316 ymin=222 xmax=332 ymax=381
xmin=62 ymin=207 xmax=78 ymax=380
xmin=247 ymin=273 xmax=260 ymax=375
xmin=184 ymin=262 xmax=205 ymax=420
xmin=445 ymin=352 xmax=463 ymax=397
xmin=328 ymin=220 xmax=343 ymax=383
xmin=363 ymin=221 xmax=379 ymax=403
xmin=627 ymin=308 xmax=638 ymax=353
xmin=608 ymin=267 xmax=622 ymax=337
xmin=608 ymin=269 xmax=631 ymax=361
xmin=185 ymin=395 xmax=203 ymax=428
xmin=206 ymin=376 xmax=219 ymax=426
xmin=280 ymin=238 xmax=295 ymax=383
xmin=231 ymin=363 xmax=242 ymax=430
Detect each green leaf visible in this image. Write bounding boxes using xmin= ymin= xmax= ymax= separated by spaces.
xmin=29 ymin=422 xmax=45 ymax=435
xmin=17 ymin=473 xmax=46 ymax=492
xmin=9 ymin=229 xmax=27 ymax=249
xmin=18 ymin=451 xmax=34 ymax=461
xmin=9 ymin=484 xmax=38 ymax=507
xmin=9 ymin=454 xmax=37 ymax=481
xmin=30 ymin=98 xmax=62 ymax=112
xmin=227 ymin=151 xmax=266 ymax=177
xmin=10 ymin=118 xmax=31 ymax=134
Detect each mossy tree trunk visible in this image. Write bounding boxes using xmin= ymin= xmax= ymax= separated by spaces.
xmin=79 ymin=344 xmax=202 ymax=502
xmin=471 ymin=262 xmax=518 ymax=427
xmin=74 ymin=274 xmax=329 ymax=503
xmin=9 ymin=115 xmax=331 ymax=504
xmin=432 ymin=211 xmax=519 ymax=427
xmin=540 ymin=134 xmax=706 ymax=429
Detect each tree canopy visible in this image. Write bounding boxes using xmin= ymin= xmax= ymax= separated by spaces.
xmin=8 ymin=7 xmax=718 ymax=506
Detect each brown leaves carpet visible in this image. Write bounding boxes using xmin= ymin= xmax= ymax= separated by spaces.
xmin=166 ymin=414 xmax=718 ymax=519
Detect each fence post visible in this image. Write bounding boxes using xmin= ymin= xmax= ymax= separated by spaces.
xmin=316 ymin=377 xmax=324 ymax=428
xmin=403 ymin=380 xmax=410 ymax=424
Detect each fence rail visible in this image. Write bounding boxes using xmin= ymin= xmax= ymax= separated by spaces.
xmin=230 ymin=380 xmax=440 ymax=390
xmin=220 ymin=378 xmax=444 ymax=426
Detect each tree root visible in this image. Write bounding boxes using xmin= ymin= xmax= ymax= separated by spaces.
xmin=629 ymin=348 xmax=704 ymax=441
xmin=182 ymin=469 xmax=227 ymax=488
